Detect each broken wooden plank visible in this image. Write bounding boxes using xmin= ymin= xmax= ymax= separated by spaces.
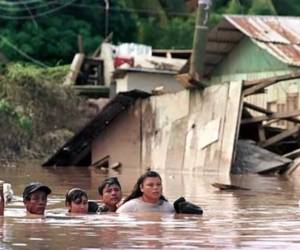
xmin=283 ymin=148 xmax=300 ymax=159
xmin=243 ymin=80 xmax=278 ymax=96
xmin=100 ymin=43 xmax=114 ymax=86
xmin=264 ymin=118 xmax=281 ymax=126
xmin=244 ymin=70 xmax=300 ymax=87
xmin=211 ymin=183 xmax=250 ymax=191
xmin=220 ymin=81 xmax=243 ymax=175
xmin=241 ymin=110 xmax=300 ymax=124
xmin=92 ymin=32 xmax=113 ymax=58
xmin=243 ymin=71 xmax=300 ymax=100
xmin=258 ymin=125 xmax=266 ymax=142
xmin=232 ymin=140 xmax=291 ymax=174
xmin=176 ymin=73 xmax=196 ymax=88
xmin=78 ymin=35 xmax=84 ymax=53
xmin=259 ymin=125 xmax=300 ymax=148
xmin=175 ymin=70 xmax=209 ymax=89
xmin=63 ymin=53 xmax=85 ymax=86
xmin=285 ymin=157 xmax=300 ymax=176
xmin=244 ymin=102 xmax=300 ymax=124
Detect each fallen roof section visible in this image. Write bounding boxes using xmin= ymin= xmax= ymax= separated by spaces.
xmin=232 ymin=140 xmax=291 ymax=174
xmin=42 ymin=90 xmax=151 ymax=167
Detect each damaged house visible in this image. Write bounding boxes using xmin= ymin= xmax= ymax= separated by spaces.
xmin=44 ymin=15 xmax=300 ymax=179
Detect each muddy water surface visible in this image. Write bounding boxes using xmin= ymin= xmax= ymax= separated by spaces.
xmin=1 ymin=162 xmax=300 ymax=249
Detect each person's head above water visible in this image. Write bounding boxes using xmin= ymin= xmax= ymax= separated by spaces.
xmin=65 ymin=188 xmax=88 ymax=214
xmin=23 ymin=182 xmax=51 ymax=215
xmin=98 ymin=177 xmax=122 ymax=212
xmin=123 ymin=170 xmax=167 ymax=204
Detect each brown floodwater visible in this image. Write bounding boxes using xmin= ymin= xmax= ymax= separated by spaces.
xmin=1 ymin=161 xmax=300 ymax=249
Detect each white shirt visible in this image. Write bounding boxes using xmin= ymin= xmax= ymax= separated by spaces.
xmin=117 ymin=198 xmax=174 ymax=213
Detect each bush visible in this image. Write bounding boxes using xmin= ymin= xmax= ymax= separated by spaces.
xmin=0 ymin=63 xmax=89 ymax=161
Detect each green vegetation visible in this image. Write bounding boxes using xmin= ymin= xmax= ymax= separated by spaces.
xmin=0 ymin=0 xmax=299 ymax=163
xmin=0 ymin=63 xmax=89 ymax=162
xmin=0 ymin=0 xmax=299 ymax=64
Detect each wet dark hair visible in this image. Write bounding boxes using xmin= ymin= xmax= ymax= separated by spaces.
xmin=98 ymin=177 xmax=121 ymax=195
xmin=65 ymin=188 xmax=88 ymax=206
xmin=23 ymin=182 xmax=51 ymax=201
xmin=123 ymin=170 xmax=167 ymax=204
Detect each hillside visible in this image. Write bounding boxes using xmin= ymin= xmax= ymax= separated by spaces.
xmin=0 ymin=63 xmax=90 ymax=164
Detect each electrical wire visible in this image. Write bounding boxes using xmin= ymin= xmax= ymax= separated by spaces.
xmin=0 ymin=0 xmax=43 ymax=6
xmin=0 ymin=0 xmax=76 ymax=19
xmin=70 ymin=3 xmax=191 ymax=17
xmin=0 ymin=0 xmax=59 ymax=11
xmin=0 ymin=1 xmax=192 ymax=19
xmin=0 ymin=35 xmax=48 ymax=68
xmin=20 ymin=1 xmax=39 ymax=29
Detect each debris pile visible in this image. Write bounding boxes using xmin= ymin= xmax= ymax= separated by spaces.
xmin=233 ymin=71 xmax=300 ymax=175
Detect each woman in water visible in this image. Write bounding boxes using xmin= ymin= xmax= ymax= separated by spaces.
xmin=117 ymin=170 xmax=174 ymax=213
xmin=65 ymin=188 xmax=88 ymax=214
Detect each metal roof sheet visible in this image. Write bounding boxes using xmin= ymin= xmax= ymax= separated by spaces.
xmin=226 ymin=15 xmax=300 ymax=44
xmin=204 ymin=15 xmax=300 ymax=77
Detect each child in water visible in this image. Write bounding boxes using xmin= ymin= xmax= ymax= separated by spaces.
xmin=65 ymin=188 xmax=88 ymax=214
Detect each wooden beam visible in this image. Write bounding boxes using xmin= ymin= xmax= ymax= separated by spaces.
xmin=78 ymin=35 xmax=84 ymax=53
xmin=264 ymin=118 xmax=281 ymax=126
xmin=63 ymin=53 xmax=85 ymax=86
xmin=258 ymin=125 xmax=266 ymax=142
xmin=243 ymin=102 xmax=272 ymax=114
xmin=243 ymin=102 xmax=300 ymax=124
xmin=243 ymin=80 xmax=278 ymax=97
xmin=243 ymin=71 xmax=300 ymax=96
xmin=259 ymin=125 xmax=300 ymax=148
xmin=92 ymin=32 xmax=113 ymax=58
xmin=283 ymin=148 xmax=300 ymax=159
xmin=244 ymin=71 xmax=300 ymax=87
xmin=241 ymin=110 xmax=300 ymax=124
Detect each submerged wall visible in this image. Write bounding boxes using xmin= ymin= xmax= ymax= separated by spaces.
xmin=141 ymin=81 xmax=243 ymax=181
xmin=91 ymin=101 xmax=142 ymax=170
xmin=91 ymin=81 xmax=243 ymax=181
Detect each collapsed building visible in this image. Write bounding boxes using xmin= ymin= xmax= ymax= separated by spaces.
xmin=43 ymin=15 xmax=300 ymax=181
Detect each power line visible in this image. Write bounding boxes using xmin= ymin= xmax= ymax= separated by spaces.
xmin=67 ymin=3 xmax=192 ymax=17
xmin=21 ymin=1 xmax=39 ymax=29
xmin=0 ymin=35 xmax=48 ymax=68
xmin=0 ymin=0 xmax=76 ymax=19
xmin=0 ymin=1 xmax=192 ymax=20
xmin=0 ymin=0 xmax=43 ymax=6
xmin=0 ymin=0 xmax=59 ymax=11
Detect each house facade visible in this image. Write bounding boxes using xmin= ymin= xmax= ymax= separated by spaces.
xmin=112 ymin=68 xmax=183 ymax=95
xmin=204 ymin=15 xmax=300 ymax=128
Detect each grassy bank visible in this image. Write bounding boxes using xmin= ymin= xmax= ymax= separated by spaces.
xmin=0 ymin=63 xmax=89 ymax=164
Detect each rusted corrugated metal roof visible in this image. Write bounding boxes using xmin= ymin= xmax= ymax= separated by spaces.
xmin=204 ymin=15 xmax=300 ymax=77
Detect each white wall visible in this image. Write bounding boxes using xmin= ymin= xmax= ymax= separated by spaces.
xmin=115 ymin=72 xmax=183 ymax=94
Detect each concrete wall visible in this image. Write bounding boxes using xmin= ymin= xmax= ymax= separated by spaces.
xmin=115 ymin=72 xmax=183 ymax=94
xmin=91 ymin=101 xmax=142 ymax=169
xmin=91 ymin=81 xmax=243 ymax=181
xmin=141 ymin=81 xmax=243 ymax=183
xmin=115 ymin=75 xmax=129 ymax=93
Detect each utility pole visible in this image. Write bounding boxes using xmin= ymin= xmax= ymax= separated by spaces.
xmin=189 ymin=0 xmax=211 ymax=87
xmin=104 ymin=0 xmax=109 ymax=37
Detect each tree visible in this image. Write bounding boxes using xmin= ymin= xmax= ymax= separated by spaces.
xmin=0 ymin=0 xmax=138 ymax=65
